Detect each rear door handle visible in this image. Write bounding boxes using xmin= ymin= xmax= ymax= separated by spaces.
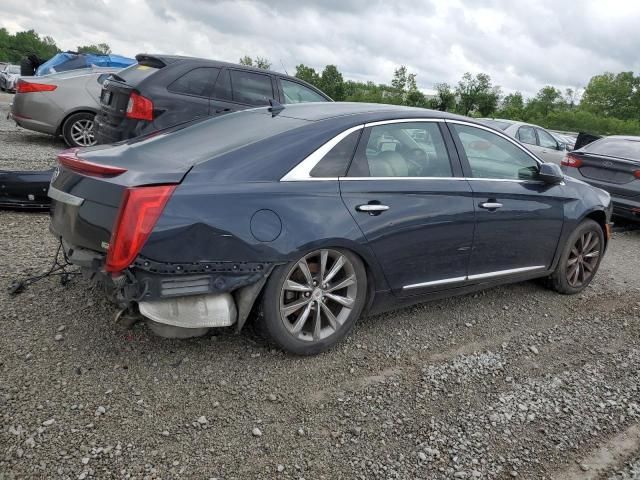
xmin=356 ymin=204 xmax=389 ymax=214
xmin=479 ymin=202 xmax=503 ymax=210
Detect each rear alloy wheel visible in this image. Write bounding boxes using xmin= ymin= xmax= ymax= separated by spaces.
xmin=62 ymin=112 xmax=97 ymax=147
xmin=549 ymin=219 xmax=604 ymax=294
xmin=261 ymin=249 xmax=367 ymax=355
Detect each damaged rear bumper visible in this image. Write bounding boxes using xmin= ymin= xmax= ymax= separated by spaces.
xmin=0 ymin=169 xmax=53 ymax=210
xmin=62 ymin=240 xmax=275 ymax=331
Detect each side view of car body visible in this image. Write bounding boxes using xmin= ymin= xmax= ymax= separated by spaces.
xmin=0 ymin=64 xmax=21 ymax=92
xmin=11 ymin=67 xmax=122 ymax=147
xmin=562 ymin=135 xmax=640 ymax=221
xmin=95 ymin=54 xmax=332 ymax=144
xmin=479 ymin=118 xmax=569 ymax=164
xmin=49 ymin=103 xmax=612 ymax=355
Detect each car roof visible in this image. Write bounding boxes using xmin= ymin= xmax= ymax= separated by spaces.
xmin=272 ymin=102 xmax=473 ymax=123
xmin=135 ymin=53 xmax=325 ymax=89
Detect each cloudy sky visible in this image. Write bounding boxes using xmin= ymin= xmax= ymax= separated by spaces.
xmin=2 ymin=0 xmax=639 ymax=97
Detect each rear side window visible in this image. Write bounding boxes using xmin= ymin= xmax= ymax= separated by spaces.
xmin=116 ymin=63 xmax=159 ymax=86
xmin=517 ymin=126 xmax=537 ymax=145
xmin=584 ymin=138 xmax=640 ymax=161
xmin=168 ymin=67 xmax=220 ymax=97
xmin=230 ymin=70 xmax=274 ymax=106
xmin=281 ymin=79 xmax=328 ymax=104
xmin=310 ymin=130 xmax=361 ymax=177
xmin=537 ymin=129 xmax=558 ymax=149
xmin=453 ymin=124 xmax=539 ymax=180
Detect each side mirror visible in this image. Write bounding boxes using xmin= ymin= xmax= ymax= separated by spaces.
xmin=557 ymin=142 xmax=566 ymax=151
xmin=538 ymin=162 xmax=564 ymax=184
xmin=96 ymin=73 xmax=111 ymax=85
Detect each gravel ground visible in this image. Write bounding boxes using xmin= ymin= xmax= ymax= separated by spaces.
xmin=1 ymin=91 xmax=640 ymax=479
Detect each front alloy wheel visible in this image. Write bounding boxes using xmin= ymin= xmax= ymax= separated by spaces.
xmin=566 ymin=230 xmax=601 ymax=288
xmin=549 ymin=219 xmax=604 ymax=294
xmin=261 ymin=248 xmax=367 ymax=355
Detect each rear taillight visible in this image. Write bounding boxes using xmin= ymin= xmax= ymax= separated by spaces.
xmin=126 ymin=92 xmax=154 ymax=121
xmin=16 ymin=80 xmax=57 ymax=93
xmin=57 ymin=148 xmax=127 ymax=177
xmin=634 ymin=170 xmax=640 ymax=179
xmin=105 ymin=185 xmax=177 ymax=272
xmin=561 ymin=153 xmax=583 ymax=168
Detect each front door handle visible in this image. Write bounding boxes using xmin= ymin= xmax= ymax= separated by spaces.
xmin=215 ymin=108 xmax=231 ymax=114
xmin=356 ymin=204 xmax=389 ymax=215
xmin=479 ymin=202 xmax=503 ymax=210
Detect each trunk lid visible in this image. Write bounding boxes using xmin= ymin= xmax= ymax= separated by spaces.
xmin=573 ymin=151 xmax=640 ymax=198
xmin=95 ymin=57 xmax=164 ymax=143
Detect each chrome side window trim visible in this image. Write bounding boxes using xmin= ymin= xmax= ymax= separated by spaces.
xmin=444 ymin=119 xmax=543 ymax=166
xmin=280 ymin=124 xmax=364 ymax=181
xmin=364 ymin=118 xmax=444 ymax=128
xmin=340 ymin=176 xmax=466 ymax=181
xmin=47 ymin=186 xmax=84 ymax=206
xmin=403 ymin=265 xmax=546 ymax=290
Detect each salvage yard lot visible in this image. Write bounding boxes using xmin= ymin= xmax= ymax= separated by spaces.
xmin=1 ymin=91 xmax=640 ymax=479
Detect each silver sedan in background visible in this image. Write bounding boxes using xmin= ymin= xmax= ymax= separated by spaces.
xmin=479 ymin=118 xmax=569 ymax=164
xmin=10 ymin=67 xmax=122 ymax=147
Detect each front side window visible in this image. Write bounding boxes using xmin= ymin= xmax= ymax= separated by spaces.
xmin=281 ymin=79 xmax=327 ymax=104
xmin=310 ymin=130 xmax=361 ymax=177
xmin=352 ymin=122 xmax=452 ymax=177
xmin=537 ymin=129 xmax=559 ymax=149
xmin=230 ymin=70 xmax=273 ymax=106
xmin=168 ymin=67 xmax=220 ymax=97
xmin=452 ymin=124 xmax=539 ymax=180
xmin=517 ymin=126 xmax=537 ymax=145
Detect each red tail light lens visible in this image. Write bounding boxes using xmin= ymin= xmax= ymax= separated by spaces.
xmin=126 ymin=92 xmax=154 ymax=121
xmin=561 ymin=153 xmax=583 ymax=168
xmin=16 ymin=80 xmax=57 ymax=93
xmin=57 ymin=148 xmax=127 ymax=177
xmin=634 ymin=170 xmax=640 ymax=179
xmin=105 ymin=185 xmax=177 ymax=272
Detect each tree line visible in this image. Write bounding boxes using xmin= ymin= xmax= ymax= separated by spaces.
xmin=240 ymin=55 xmax=640 ymax=136
xmin=1 ymin=29 xmax=637 ymax=135
xmin=0 ymin=28 xmax=112 ymax=63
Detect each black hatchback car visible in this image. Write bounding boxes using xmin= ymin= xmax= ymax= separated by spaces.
xmin=50 ymin=103 xmax=612 ymax=355
xmin=94 ymin=54 xmax=331 ymax=144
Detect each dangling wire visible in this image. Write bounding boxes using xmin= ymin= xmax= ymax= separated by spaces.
xmin=8 ymin=239 xmax=81 ymax=295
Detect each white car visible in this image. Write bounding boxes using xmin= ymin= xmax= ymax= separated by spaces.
xmin=479 ymin=118 xmax=569 ymax=165
xmin=0 ymin=64 xmax=21 ymax=92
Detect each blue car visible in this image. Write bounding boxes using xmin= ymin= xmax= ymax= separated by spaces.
xmin=49 ymin=103 xmax=612 ymax=354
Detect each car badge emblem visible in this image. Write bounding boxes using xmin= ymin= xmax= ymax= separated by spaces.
xmin=603 ymin=161 xmax=613 ymax=167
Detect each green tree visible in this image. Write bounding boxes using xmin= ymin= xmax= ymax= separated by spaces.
xmin=238 ymin=56 xmax=271 ymax=69
xmin=0 ymin=28 xmax=59 ymax=62
xmin=77 ymin=43 xmax=112 ymax=55
xmin=295 ymin=64 xmax=321 ymax=88
xmin=525 ymin=86 xmax=564 ymax=118
xmin=580 ymin=72 xmax=640 ymax=120
xmin=455 ymin=72 xmax=500 ymax=116
xmin=498 ymin=92 xmax=525 ymax=119
xmin=428 ymin=83 xmax=456 ymax=111
xmin=319 ymin=64 xmax=345 ymax=100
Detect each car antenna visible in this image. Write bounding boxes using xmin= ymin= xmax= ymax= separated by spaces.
xmin=280 ymin=59 xmax=289 ymax=75
xmin=268 ymin=99 xmax=285 ymax=116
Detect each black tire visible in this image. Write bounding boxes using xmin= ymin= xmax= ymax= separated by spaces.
xmin=549 ymin=219 xmax=604 ymax=294
xmin=260 ymin=248 xmax=367 ymax=355
xmin=62 ymin=112 xmax=97 ymax=147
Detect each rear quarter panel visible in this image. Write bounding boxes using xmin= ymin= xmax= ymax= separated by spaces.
xmin=143 ymin=180 xmax=390 ymax=293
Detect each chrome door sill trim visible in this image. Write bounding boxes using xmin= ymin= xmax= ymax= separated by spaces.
xmin=402 ymin=266 xmax=546 ymax=290
xmin=403 ymin=276 xmax=466 ymax=290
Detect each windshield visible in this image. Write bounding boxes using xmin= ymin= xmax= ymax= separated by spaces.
xmin=583 ymin=137 xmax=640 ymax=161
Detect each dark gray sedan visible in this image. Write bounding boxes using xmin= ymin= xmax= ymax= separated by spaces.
xmin=561 ymin=136 xmax=640 ymax=221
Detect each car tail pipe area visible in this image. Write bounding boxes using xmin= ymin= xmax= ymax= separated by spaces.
xmin=104 ymin=260 xmax=276 ymax=338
